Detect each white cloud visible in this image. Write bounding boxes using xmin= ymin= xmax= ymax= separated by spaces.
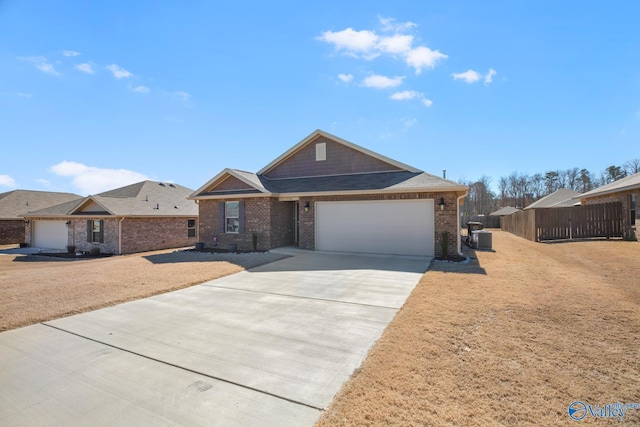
xmin=377 ymin=34 xmax=413 ymax=54
xmin=452 ymin=69 xmax=481 ymax=83
xmin=62 ymin=50 xmax=81 ymax=57
xmin=49 ymin=161 xmax=148 ymax=195
xmin=378 ymin=16 xmax=417 ymax=33
xmin=75 ymin=62 xmax=95 ymax=74
xmin=36 ymin=179 xmax=51 ymax=187
xmin=390 ymin=90 xmax=433 ymax=107
xmin=404 ymin=46 xmax=448 ymax=74
xmin=106 ymin=64 xmax=133 ymax=79
xmin=363 ymin=74 xmax=404 ymax=89
xmin=20 ymin=56 xmax=60 ymax=76
xmin=484 ymin=68 xmax=497 ymax=85
xmin=0 ymin=175 xmax=16 ymax=188
xmin=390 ymin=90 xmax=420 ymax=101
xmin=317 ymin=28 xmax=379 ymax=55
xmin=318 ymin=18 xmax=447 ymax=75
xmin=132 ymin=85 xmax=150 ymax=93
xmin=174 ymin=90 xmax=191 ymax=101
xmin=338 ymin=73 xmax=353 ymax=83
xmin=16 ymin=92 xmax=32 ymax=98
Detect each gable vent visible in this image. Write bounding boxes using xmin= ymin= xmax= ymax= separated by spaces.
xmin=315 ymin=142 xmax=326 ymax=161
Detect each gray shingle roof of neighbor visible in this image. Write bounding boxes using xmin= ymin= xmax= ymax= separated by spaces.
xmin=0 ymin=190 xmax=82 ymax=219
xmin=23 ymin=181 xmax=198 ymax=217
xmin=579 ymin=171 xmax=640 ymax=199
xmin=489 ymin=206 xmax=521 ymax=216
xmin=524 ymin=188 xmax=581 ymax=210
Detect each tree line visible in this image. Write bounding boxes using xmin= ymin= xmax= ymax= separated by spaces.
xmin=461 ymin=158 xmax=640 ymax=218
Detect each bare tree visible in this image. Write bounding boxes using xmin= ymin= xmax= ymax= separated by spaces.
xmin=624 ymin=158 xmax=640 ymax=175
xmin=566 ymin=167 xmax=579 ymax=191
xmin=530 ymin=173 xmax=545 ymax=199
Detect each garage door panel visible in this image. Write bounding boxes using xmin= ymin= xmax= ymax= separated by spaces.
xmin=33 ymin=220 xmax=68 ymax=249
xmin=316 ymin=200 xmax=434 ymax=256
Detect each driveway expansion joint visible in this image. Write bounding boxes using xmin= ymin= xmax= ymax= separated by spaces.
xmin=200 ymin=283 xmax=401 ymax=310
xmin=40 ymin=322 xmax=324 ymax=412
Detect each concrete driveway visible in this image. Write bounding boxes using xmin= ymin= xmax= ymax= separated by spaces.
xmin=0 ymin=250 xmax=430 ymax=426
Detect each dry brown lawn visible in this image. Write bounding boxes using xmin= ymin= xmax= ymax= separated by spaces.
xmin=318 ymin=231 xmax=640 ymax=426
xmin=0 ymin=247 xmax=286 ymax=331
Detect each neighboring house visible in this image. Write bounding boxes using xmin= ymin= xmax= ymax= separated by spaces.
xmin=489 ymin=206 xmax=521 ymax=216
xmin=524 ymin=188 xmax=581 ymax=210
xmin=0 ymin=190 xmax=82 ymax=244
xmin=190 ymin=130 xmax=468 ymax=257
xmin=23 ymin=181 xmax=198 ymax=254
xmin=579 ymin=172 xmax=640 ymax=240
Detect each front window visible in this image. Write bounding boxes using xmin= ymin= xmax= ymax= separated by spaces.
xmin=225 ymin=201 xmax=240 ymax=233
xmin=187 ymin=219 xmax=196 ymax=237
xmin=631 ymin=194 xmax=636 ymax=226
xmin=88 ymin=220 xmax=104 ymax=243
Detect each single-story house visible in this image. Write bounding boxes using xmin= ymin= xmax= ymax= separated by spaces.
xmin=0 ymin=190 xmax=82 ymax=244
xmin=579 ymin=172 xmax=639 ymax=240
xmin=189 ymin=130 xmax=468 ymax=257
xmin=524 ymin=188 xmax=580 ymax=210
xmin=23 ymin=180 xmax=199 ymax=254
xmin=489 ymin=206 xmax=521 ymax=216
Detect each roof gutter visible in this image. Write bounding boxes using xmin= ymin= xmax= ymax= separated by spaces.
xmin=457 ymin=191 xmax=468 ymax=256
xmin=118 ymin=217 xmax=125 ymax=255
xmin=190 ymin=186 xmax=469 ymax=200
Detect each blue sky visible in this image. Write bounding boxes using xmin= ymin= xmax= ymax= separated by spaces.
xmin=1 ymin=1 xmax=638 ymax=195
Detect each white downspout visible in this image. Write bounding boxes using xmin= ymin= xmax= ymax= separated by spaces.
xmin=457 ymin=191 xmax=468 ymax=256
xmin=118 ymin=217 xmax=125 ymax=255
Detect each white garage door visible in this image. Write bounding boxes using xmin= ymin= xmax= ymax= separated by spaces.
xmin=33 ymin=220 xmax=68 ymax=250
xmin=316 ymin=200 xmax=434 ymax=256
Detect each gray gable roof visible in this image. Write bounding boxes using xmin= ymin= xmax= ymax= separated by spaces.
xmin=0 ymin=190 xmax=82 ymax=219
xmin=524 ymin=188 xmax=581 ymax=210
xmin=24 ymin=181 xmax=198 ymax=217
xmin=193 ymin=170 xmax=466 ymax=198
xmin=191 ymin=130 xmax=468 ymax=199
xmin=489 ymin=206 xmax=521 ymax=216
xmin=579 ymin=171 xmax=640 ymax=200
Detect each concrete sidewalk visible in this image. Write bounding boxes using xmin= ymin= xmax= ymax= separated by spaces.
xmin=0 ymin=251 xmax=430 ymax=426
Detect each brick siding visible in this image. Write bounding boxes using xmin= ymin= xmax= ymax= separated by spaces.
xmin=57 ymin=217 xmax=198 ymax=254
xmin=0 ymin=220 xmax=25 ymax=244
xmin=202 ymin=191 xmax=463 ymax=256
xmin=264 ymin=136 xmax=401 ymax=179
xmin=198 ymin=198 xmax=294 ymax=251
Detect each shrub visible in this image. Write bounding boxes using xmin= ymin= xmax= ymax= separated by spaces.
xmin=252 ymin=232 xmax=258 ymax=252
xmin=66 ymin=245 xmax=76 ymax=254
xmin=90 ymin=246 xmax=101 ymax=256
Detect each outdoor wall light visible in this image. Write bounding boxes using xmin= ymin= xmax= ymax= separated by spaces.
xmin=24 ymin=220 xmax=30 ymax=225
xmin=65 ymin=220 xmax=71 ymax=226
xmin=304 ymin=201 xmax=310 ymax=212
xmin=439 ymin=197 xmax=445 ymax=211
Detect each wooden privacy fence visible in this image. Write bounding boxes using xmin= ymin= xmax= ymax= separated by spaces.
xmin=501 ymin=202 xmax=623 ymax=242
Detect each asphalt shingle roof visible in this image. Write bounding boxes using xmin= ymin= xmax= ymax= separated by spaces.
xmin=580 ymin=172 xmax=640 ymax=199
xmin=198 ymin=170 xmax=466 ymax=197
xmin=489 ymin=206 xmax=521 ymax=216
xmin=524 ymin=188 xmax=581 ymax=209
xmin=0 ymin=190 xmax=82 ymax=219
xmin=23 ymin=181 xmax=198 ymax=217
